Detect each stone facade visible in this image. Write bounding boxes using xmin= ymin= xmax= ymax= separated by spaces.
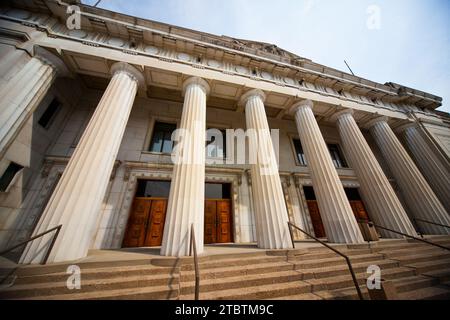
xmin=0 ymin=1 xmax=449 ymax=263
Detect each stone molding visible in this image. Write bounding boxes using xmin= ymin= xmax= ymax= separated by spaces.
xmin=0 ymin=8 xmax=440 ymax=117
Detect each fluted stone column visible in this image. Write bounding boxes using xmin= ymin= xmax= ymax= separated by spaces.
xmin=0 ymin=47 xmax=69 ymax=157
xmin=20 ymin=62 xmax=144 ymax=263
xmin=334 ymin=110 xmax=416 ymax=238
xmin=369 ymin=118 xmax=450 ymax=235
xmin=160 ymin=77 xmax=209 ymax=257
xmin=289 ymin=100 xmax=364 ymax=244
xmin=399 ymin=124 xmax=450 ymax=213
xmin=242 ymin=89 xmax=296 ymax=249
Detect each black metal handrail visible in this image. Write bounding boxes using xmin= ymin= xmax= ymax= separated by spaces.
xmin=414 ymin=218 xmax=450 ymax=230
xmin=287 ymin=222 xmax=364 ymax=300
xmin=0 ymin=225 xmax=62 ymax=265
xmin=188 ymin=223 xmax=200 ymax=300
xmin=358 ymin=220 xmax=450 ymax=252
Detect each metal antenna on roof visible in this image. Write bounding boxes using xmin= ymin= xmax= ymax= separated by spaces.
xmin=93 ymin=0 xmax=102 ymax=7
xmin=344 ymin=60 xmax=355 ymax=76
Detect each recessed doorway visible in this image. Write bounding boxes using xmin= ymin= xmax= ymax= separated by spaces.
xmin=204 ymin=183 xmax=233 ymax=244
xmin=122 ymin=180 xmax=234 ymax=248
xmin=303 ymin=186 xmax=372 ymax=239
xmin=122 ymin=180 xmax=170 ymax=248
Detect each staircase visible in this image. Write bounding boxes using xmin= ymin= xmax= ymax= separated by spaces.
xmin=1 ymin=236 xmax=449 ymax=300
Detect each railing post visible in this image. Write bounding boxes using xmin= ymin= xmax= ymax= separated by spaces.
xmin=287 ymin=222 xmax=295 ymax=249
xmin=190 ymin=223 xmax=200 ymax=300
xmin=360 ymin=220 xmax=450 ymax=251
xmin=287 ymin=222 xmax=364 ymax=300
xmin=0 ymin=225 xmax=63 ymax=265
xmin=42 ymin=226 xmax=62 ymax=265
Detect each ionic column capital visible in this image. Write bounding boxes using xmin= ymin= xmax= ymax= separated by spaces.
xmin=239 ymin=88 xmax=266 ymax=106
xmin=182 ymin=76 xmax=210 ymax=96
xmin=364 ymin=116 xmax=389 ymax=129
xmin=33 ymin=46 xmax=72 ymax=78
xmin=288 ymin=99 xmax=314 ymax=115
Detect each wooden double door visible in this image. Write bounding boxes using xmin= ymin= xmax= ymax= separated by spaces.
xmin=204 ymin=200 xmax=233 ymax=244
xmin=123 ymin=198 xmax=233 ymax=248
xmin=307 ymin=200 xmax=370 ymax=238
xmin=122 ymin=198 xmax=167 ymax=248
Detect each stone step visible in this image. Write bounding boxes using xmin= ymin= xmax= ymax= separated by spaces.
xmin=0 ymin=273 xmax=179 ymax=299
xmin=304 ymin=267 xmax=416 ymax=291
xmin=288 ymin=248 xmax=373 ymax=261
xmin=20 ymin=284 xmax=179 ymax=300
xmin=377 ymin=245 xmax=447 ymax=258
xmin=292 ymin=253 xmax=385 ymax=269
xmin=180 ymin=270 xmax=304 ymax=295
xmin=13 ymin=258 xmax=159 ymax=277
xmin=386 ymin=251 xmax=450 ymax=265
xmin=13 ymin=264 xmax=176 ymax=285
xmin=295 ymin=259 xmax=400 ymax=280
xmin=271 ymin=293 xmax=324 ymax=300
xmin=180 ymin=258 xmax=398 ymax=282
xmin=393 ymin=275 xmax=440 ymax=293
xmin=180 ymin=261 xmax=297 ymax=282
xmin=421 ymin=269 xmax=450 ymax=283
xmin=304 ymin=287 xmax=369 ymax=300
xmin=181 ymin=280 xmax=313 ymax=300
xmin=181 ymin=255 xmax=286 ymax=271
xmin=398 ymin=285 xmax=450 ymax=300
xmin=403 ymin=258 xmax=450 ymax=274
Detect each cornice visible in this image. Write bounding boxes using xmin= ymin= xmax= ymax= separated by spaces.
xmin=0 ymin=6 xmax=444 ymax=119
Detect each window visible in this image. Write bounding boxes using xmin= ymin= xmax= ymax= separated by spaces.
xmin=206 ymin=129 xmax=227 ymax=158
xmin=38 ymin=98 xmax=61 ymax=129
xmin=0 ymin=162 xmax=23 ymax=192
xmin=135 ymin=180 xmax=171 ymax=198
xmin=205 ymin=183 xmax=231 ymax=199
xmin=293 ymin=139 xmax=307 ymax=166
xmin=327 ymin=144 xmax=348 ymax=168
xmin=293 ymin=139 xmax=348 ymax=169
xmin=303 ymin=186 xmax=316 ymax=200
xmin=149 ymin=122 xmax=177 ymax=153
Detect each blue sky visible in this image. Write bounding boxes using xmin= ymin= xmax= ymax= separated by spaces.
xmin=82 ymin=0 xmax=450 ymax=113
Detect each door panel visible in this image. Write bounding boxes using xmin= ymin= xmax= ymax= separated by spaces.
xmin=350 ymin=200 xmax=370 ymax=221
xmin=122 ymin=198 xmax=152 ymax=248
xmin=307 ymin=200 xmax=326 ymax=238
xmin=204 ymin=200 xmax=217 ymax=244
xmin=216 ymin=200 xmax=232 ymax=243
xmin=144 ymin=199 xmax=167 ymax=247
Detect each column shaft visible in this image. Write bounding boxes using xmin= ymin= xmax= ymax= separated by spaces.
xmin=244 ymin=90 xmax=295 ymax=249
xmin=0 ymin=56 xmax=56 ymax=157
xmin=291 ymin=101 xmax=364 ymax=243
xmin=369 ymin=120 xmax=450 ymax=235
xmin=160 ymin=77 xmax=209 ymax=256
xmin=20 ymin=63 xmax=142 ymax=263
xmin=336 ymin=112 xmax=416 ymax=238
xmin=401 ymin=126 xmax=450 ymax=212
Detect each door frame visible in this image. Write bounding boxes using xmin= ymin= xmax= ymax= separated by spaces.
xmin=204 ymin=198 xmax=234 ymax=244
xmin=114 ymin=169 xmax=243 ymax=249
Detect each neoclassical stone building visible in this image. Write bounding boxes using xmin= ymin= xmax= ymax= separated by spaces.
xmin=0 ymin=0 xmax=449 ymax=264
